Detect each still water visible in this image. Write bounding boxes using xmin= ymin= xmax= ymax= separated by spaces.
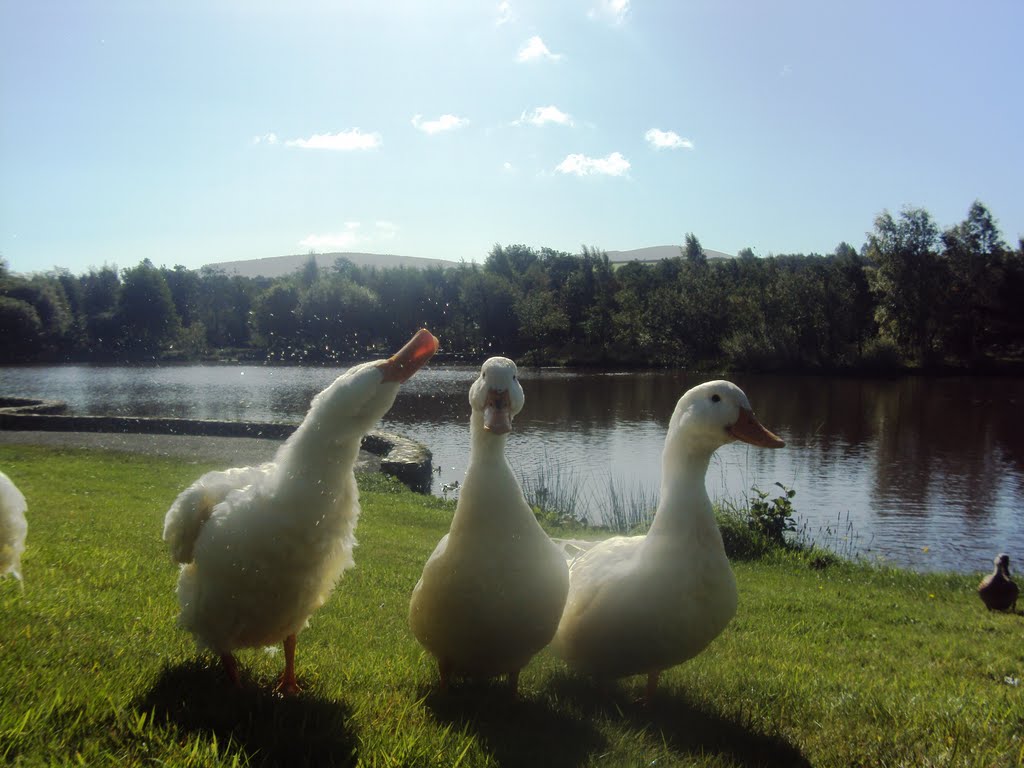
xmin=1 ymin=364 xmax=1021 ymax=573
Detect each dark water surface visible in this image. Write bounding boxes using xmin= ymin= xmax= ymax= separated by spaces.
xmin=2 ymin=364 xmax=1021 ymax=573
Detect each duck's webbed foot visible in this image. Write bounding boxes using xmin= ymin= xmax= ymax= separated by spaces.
xmin=220 ymin=652 xmax=241 ymax=688
xmin=643 ymin=670 xmax=661 ymax=706
xmin=275 ymin=634 xmax=302 ymax=696
xmin=508 ymin=669 xmax=520 ymax=696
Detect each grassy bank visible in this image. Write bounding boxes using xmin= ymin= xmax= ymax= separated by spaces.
xmin=0 ymin=445 xmax=1021 ymax=767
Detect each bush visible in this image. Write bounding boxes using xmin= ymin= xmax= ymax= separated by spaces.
xmin=858 ymin=336 xmax=904 ymax=371
xmin=748 ymin=482 xmax=797 ymax=544
xmin=716 ymin=506 xmax=779 ymax=560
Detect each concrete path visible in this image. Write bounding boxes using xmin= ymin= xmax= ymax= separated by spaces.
xmin=0 ymin=430 xmax=382 ymax=472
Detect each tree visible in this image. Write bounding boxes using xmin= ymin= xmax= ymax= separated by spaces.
xmin=940 ymin=201 xmax=1006 ymax=362
xmin=299 ymin=253 xmax=320 ymax=288
xmin=163 ymin=265 xmax=202 ymax=327
xmin=683 ymin=232 xmax=707 ymax=268
xmin=459 ymin=268 xmax=519 ymax=354
xmin=992 ymin=243 xmax=1024 ymax=352
xmin=865 ymin=207 xmax=945 ymax=363
xmin=581 ymin=248 xmax=616 ymax=356
xmin=116 ymin=259 xmax=181 ymax=357
xmin=0 ymin=296 xmax=43 ymax=360
xmin=485 ymin=244 xmax=538 ymax=286
xmin=374 ymin=268 xmax=433 ymax=348
xmin=610 ymin=262 xmax=655 ymax=359
xmin=198 ymin=268 xmax=254 ymax=348
xmin=252 ymin=282 xmax=301 ymax=356
xmin=829 ymin=244 xmax=874 ymax=362
xmin=512 ymin=258 xmax=569 ymax=358
xmin=1 ymin=275 xmax=73 ymax=355
xmin=80 ymin=266 xmax=121 ymax=356
xmin=296 ymin=277 xmax=379 ymax=360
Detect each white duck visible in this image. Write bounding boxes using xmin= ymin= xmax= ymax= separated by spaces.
xmin=550 ymin=380 xmax=784 ymax=701
xmin=163 ymin=328 xmax=438 ymax=693
xmin=409 ymin=357 xmax=569 ymax=692
xmin=0 ymin=470 xmax=28 ymax=582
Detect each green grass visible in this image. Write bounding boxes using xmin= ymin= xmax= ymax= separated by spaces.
xmin=1 ymin=445 xmax=1022 ymax=767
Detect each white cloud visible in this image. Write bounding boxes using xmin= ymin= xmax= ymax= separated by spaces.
xmin=517 ymin=36 xmax=562 ymax=62
xmin=285 ymin=129 xmax=382 ymax=151
xmin=496 ymin=1 xmax=512 ymax=25
xmin=375 ymin=221 xmax=398 ymax=239
xmin=299 ymin=221 xmax=398 ymax=250
xmin=502 ymin=161 xmax=515 ymax=173
xmin=299 ymin=225 xmax=361 ymax=250
xmin=251 ymin=132 xmax=279 ymax=146
xmin=588 ymin=0 xmax=630 ymax=25
xmin=555 ymin=152 xmax=630 ymax=177
xmin=644 ymin=128 xmax=694 ymax=150
xmin=411 ymin=114 xmax=469 ymax=134
xmin=515 ymin=105 xmax=573 ymax=127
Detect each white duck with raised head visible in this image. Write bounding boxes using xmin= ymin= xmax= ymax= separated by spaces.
xmin=163 ymin=329 xmax=438 ymax=693
xmin=409 ymin=357 xmax=569 ymax=692
xmin=551 ymin=380 xmax=784 ymax=701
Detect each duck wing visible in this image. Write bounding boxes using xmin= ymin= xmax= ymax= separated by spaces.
xmin=162 ymin=464 xmax=273 ymax=564
xmin=561 ymin=536 xmax=644 ymax=619
xmin=549 ymin=536 xmax=600 ymax=562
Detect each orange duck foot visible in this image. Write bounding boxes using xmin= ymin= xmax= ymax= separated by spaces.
xmin=274 ymin=634 xmax=302 ymax=695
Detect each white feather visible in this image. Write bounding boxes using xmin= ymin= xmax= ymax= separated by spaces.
xmin=162 ymin=359 xmax=403 ymax=654
xmin=0 ymin=470 xmax=28 ymax=582
xmin=409 ymin=357 xmax=569 ymax=679
xmin=551 ymin=380 xmax=780 ymax=680
xmin=163 ymin=465 xmax=272 ymax=564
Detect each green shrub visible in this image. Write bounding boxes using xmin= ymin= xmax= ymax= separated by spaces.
xmin=748 ymin=482 xmax=797 ymax=544
xmin=859 ymin=335 xmax=904 ymax=370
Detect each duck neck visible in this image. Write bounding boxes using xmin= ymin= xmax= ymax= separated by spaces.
xmin=276 ymin=391 xmax=366 ymax=500
xmin=468 ymin=411 xmax=512 ymax=467
xmin=452 ymin=413 xmax=523 ymax=532
xmin=647 ymin=444 xmax=715 ymax=539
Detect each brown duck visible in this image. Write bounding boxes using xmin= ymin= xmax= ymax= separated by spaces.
xmin=977 ymin=554 xmax=1018 ymax=612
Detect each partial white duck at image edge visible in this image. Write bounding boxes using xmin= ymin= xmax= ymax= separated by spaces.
xmin=0 ymin=470 xmax=28 ymax=583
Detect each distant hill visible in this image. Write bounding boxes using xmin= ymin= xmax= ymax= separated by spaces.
xmin=203 ymin=245 xmax=733 ymax=278
xmin=203 ymin=251 xmax=458 ymax=278
xmin=605 ymin=245 xmax=734 ymax=263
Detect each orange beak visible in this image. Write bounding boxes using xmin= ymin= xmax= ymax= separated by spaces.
xmin=727 ymin=407 xmax=785 ymax=448
xmin=378 ymin=329 xmax=439 ymax=383
xmin=483 ymin=389 xmax=513 ymax=434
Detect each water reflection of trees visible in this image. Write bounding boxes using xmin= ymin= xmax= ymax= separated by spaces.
xmin=871 ymin=377 xmax=1011 ymax=522
xmin=2 ymin=363 xmax=1022 ymax=568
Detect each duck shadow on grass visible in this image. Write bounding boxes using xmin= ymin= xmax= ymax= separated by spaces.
xmin=548 ymin=673 xmax=812 ymax=768
xmin=422 ymin=679 xmax=606 ymax=768
xmin=136 ymin=660 xmax=357 ymax=767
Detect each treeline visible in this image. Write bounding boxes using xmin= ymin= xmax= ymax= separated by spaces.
xmin=2 ymin=201 xmax=1022 ymax=370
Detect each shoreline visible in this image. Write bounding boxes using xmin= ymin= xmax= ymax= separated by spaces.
xmin=0 ymin=400 xmax=434 ymax=493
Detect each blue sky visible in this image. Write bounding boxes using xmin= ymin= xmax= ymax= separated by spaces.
xmin=2 ymin=0 xmax=1021 ymax=276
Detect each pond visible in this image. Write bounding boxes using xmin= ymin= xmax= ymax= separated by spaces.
xmin=1 ymin=363 xmax=1021 ymax=574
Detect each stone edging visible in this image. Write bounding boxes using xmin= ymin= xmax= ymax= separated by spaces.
xmin=0 ymin=400 xmax=433 ymax=493
xmin=0 ymin=397 xmax=68 ymax=415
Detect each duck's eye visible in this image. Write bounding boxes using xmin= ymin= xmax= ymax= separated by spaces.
xmin=711 ymin=394 xmax=721 ymax=403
